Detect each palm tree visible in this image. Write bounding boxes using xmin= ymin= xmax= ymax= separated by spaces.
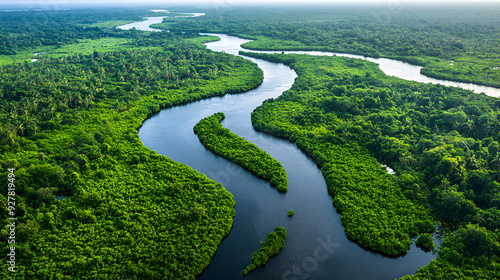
xmin=342 ymin=129 xmax=350 ymax=139
xmin=83 ymin=97 xmax=90 ymax=109
xmin=16 ymin=123 xmax=25 ymax=135
xmin=438 ymin=174 xmax=451 ymax=191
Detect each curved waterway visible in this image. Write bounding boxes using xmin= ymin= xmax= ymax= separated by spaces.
xmin=116 ymin=12 xmax=205 ymax=32
xmin=117 ymin=17 xmax=166 ymax=32
xmin=242 ymin=50 xmax=500 ymax=97
xmin=139 ymin=33 xmax=444 ymax=280
xmin=121 ymin=15 xmax=500 ymax=279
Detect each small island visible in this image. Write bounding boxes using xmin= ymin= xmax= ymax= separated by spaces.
xmin=194 ymin=112 xmax=288 ymax=192
xmin=288 ymin=210 xmax=294 ymax=217
xmin=243 ymin=227 xmax=287 ymax=275
xmin=415 ymin=233 xmax=435 ymax=251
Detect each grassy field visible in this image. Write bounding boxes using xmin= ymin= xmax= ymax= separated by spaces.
xmin=0 ymin=37 xmax=160 ymax=66
xmin=0 ymin=17 xmax=218 ymax=67
xmin=83 ymin=20 xmax=137 ymax=29
xmin=185 ymin=35 xmax=220 ymax=44
xmin=0 ymin=50 xmax=38 ymax=66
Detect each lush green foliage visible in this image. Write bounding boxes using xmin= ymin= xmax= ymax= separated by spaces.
xmin=0 ymin=9 xmax=217 ymax=66
xmin=3 ymin=5 xmax=500 ymax=279
xmin=0 ymin=12 xmax=264 ymax=277
xmin=246 ymin=51 xmax=434 ymax=255
xmin=171 ymin=5 xmax=500 ymax=87
xmin=244 ymin=50 xmax=500 ymax=273
xmin=288 ymin=210 xmax=294 ymax=216
xmin=402 ymin=225 xmax=500 ymax=279
xmin=194 ymin=112 xmax=288 ymax=192
xmin=243 ymin=227 xmax=287 ymax=275
xmin=415 ymin=233 xmax=435 ymax=251
xmin=0 ymin=8 xmax=144 ymax=55
xmin=421 ymin=58 xmax=500 ymax=88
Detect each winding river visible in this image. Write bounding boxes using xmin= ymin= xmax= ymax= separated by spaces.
xmin=116 ymin=12 xmax=205 ymax=32
xmin=120 ymin=17 xmax=500 ymax=280
xmin=242 ymin=48 xmax=500 ymax=97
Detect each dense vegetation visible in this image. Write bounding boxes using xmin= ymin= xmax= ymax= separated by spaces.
xmin=402 ymin=225 xmax=500 ymax=279
xmin=0 ymin=10 xmax=264 ymax=278
xmin=245 ymin=51 xmax=434 ymax=255
xmin=243 ymin=227 xmax=287 ymax=275
xmin=0 ymin=8 xmax=146 ymax=55
xmin=2 ymin=5 xmax=500 ymax=279
xmin=167 ymin=5 xmax=500 ymax=88
xmin=194 ymin=112 xmax=288 ymax=192
xmin=244 ymin=50 xmax=500 ymax=276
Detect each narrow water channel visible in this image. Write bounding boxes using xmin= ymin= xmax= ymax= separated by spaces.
xmin=138 ymin=34 xmax=440 ymax=280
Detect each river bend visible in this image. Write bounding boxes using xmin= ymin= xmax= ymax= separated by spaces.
xmin=139 ymin=34 xmax=442 ymax=280
xmin=121 ymin=15 xmax=500 ymax=280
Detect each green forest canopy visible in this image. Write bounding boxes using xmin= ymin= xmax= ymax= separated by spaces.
xmin=245 ymin=51 xmax=500 ymax=278
xmin=243 ymin=227 xmax=287 ymax=275
xmin=194 ymin=112 xmax=288 ymax=192
xmin=166 ymin=5 xmax=500 ymax=88
xmin=0 ymin=12 xmax=263 ymax=278
xmin=1 ymin=5 xmax=500 ymax=279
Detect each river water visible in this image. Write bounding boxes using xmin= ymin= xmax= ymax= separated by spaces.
xmin=117 ymin=17 xmax=166 ymax=32
xmin=116 ymin=12 xmax=205 ymax=32
xmin=241 ymin=50 xmax=500 ymax=97
xmin=139 ymin=34 xmax=439 ymax=280
xmin=120 ymin=18 xmax=500 ymax=280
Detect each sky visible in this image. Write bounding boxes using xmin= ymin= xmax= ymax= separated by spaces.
xmin=1 ymin=0 xmax=498 ymax=10
xmin=3 ymin=0 xmax=500 ymax=5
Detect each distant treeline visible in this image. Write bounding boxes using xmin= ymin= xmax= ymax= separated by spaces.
xmin=168 ymin=5 xmax=500 ymax=87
